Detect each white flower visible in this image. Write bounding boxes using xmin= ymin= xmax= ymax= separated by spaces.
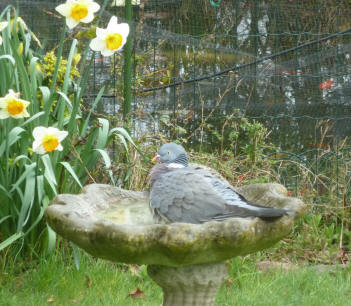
xmin=55 ymin=0 xmax=100 ymax=29
xmin=0 ymin=21 xmax=8 ymax=46
xmin=89 ymin=16 xmax=129 ymax=57
xmin=111 ymin=0 xmax=140 ymax=7
xmin=0 ymin=89 xmax=30 ymax=119
xmin=32 ymin=127 xmax=68 ymax=154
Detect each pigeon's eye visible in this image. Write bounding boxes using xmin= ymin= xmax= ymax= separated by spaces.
xmin=167 ymin=151 xmax=170 ymax=155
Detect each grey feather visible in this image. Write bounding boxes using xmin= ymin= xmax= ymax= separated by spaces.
xmin=150 ymin=143 xmax=288 ymax=224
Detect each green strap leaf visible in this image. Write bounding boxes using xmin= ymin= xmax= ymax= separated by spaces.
xmin=96 ymin=118 xmax=109 ymax=149
xmin=0 ymin=232 xmax=24 ymax=252
xmin=60 ymin=162 xmax=82 ymax=189
xmin=109 ymin=127 xmax=136 ymax=147
xmin=36 ymin=175 xmax=45 ymax=206
xmin=41 ymin=154 xmax=57 ymax=186
xmin=57 ymin=91 xmax=73 ymax=112
xmin=71 ymin=242 xmax=80 ymax=270
xmin=0 ymin=127 xmax=25 ymax=156
xmin=40 ymin=155 xmax=57 ymax=195
xmin=20 ymin=111 xmax=45 ymax=127
xmin=94 ymin=149 xmax=115 ymax=185
xmin=80 ymin=86 xmax=105 ymax=137
xmin=10 ymin=162 xmax=36 ymax=193
xmin=0 ymin=183 xmax=12 ymax=200
xmin=17 ymin=163 xmax=36 ymax=231
xmin=0 ymin=215 xmax=11 ymax=225
xmin=45 ymin=224 xmax=57 ymax=256
xmin=94 ymin=149 xmax=111 ymax=169
xmin=0 ymin=54 xmax=15 ymax=66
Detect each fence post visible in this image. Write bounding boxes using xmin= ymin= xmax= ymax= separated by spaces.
xmin=123 ymin=0 xmax=133 ymax=121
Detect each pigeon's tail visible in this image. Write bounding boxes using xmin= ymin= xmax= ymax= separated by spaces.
xmin=209 ymin=205 xmax=288 ymax=222
xmin=255 ymin=206 xmax=288 ymax=221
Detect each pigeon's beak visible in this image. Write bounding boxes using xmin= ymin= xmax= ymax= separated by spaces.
xmin=152 ymin=154 xmax=160 ymax=162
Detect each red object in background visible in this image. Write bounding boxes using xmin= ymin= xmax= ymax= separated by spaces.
xmin=319 ymin=79 xmax=333 ymax=90
xmin=94 ymin=57 xmax=104 ymax=63
xmin=238 ymin=175 xmax=245 ymax=181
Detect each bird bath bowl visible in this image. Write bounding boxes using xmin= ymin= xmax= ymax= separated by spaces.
xmin=46 ymin=183 xmax=304 ymax=306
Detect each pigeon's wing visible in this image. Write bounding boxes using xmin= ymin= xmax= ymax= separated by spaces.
xmin=150 ymin=168 xmax=283 ymax=223
xmin=194 ymin=168 xmax=288 ymax=220
xmin=150 ymin=169 xmax=230 ymax=223
xmin=150 ymin=167 xmax=288 ymax=223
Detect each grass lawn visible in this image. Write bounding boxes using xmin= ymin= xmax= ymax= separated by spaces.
xmin=1 ymin=247 xmax=351 ymax=306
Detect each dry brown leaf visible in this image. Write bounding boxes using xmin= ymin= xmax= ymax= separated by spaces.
xmin=225 ymin=278 xmax=233 ymax=295
xmin=128 ymin=288 xmax=146 ymax=299
xmin=85 ymin=275 xmax=92 ymax=288
xmin=336 ymin=248 xmax=349 ymax=264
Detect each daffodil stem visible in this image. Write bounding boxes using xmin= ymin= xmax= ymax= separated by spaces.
xmin=44 ymin=25 xmax=66 ymax=127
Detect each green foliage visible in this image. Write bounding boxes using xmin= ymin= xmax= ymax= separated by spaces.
xmin=217 ymin=111 xmax=277 ymax=163
xmin=1 ymin=248 xmax=351 ymax=305
xmin=0 ymin=6 xmax=134 ymax=259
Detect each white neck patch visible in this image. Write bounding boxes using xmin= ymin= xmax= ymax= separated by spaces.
xmin=167 ymin=163 xmax=185 ymax=169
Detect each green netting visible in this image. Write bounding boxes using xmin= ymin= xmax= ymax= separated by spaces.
xmin=3 ymin=0 xmax=351 ymax=201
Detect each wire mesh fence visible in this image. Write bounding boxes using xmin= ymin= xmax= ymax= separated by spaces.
xmin=3 ymin=0 xmax=351 ymax=207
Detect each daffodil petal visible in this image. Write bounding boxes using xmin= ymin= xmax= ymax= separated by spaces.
xmin=56 ymin=144 xmax=64 ymax=151
xmin=0 ymin=36 xmax=2 ymax=46
xmin=66 ymin=17 xmax=79 ymax=29
xmin=89 ymin=2 xmax=100 ymax=12
xmin=11 ymin=111 xmax=29 ymax=119
xmin=101 ymin=49 xmax=115 ymax=57
xmin=7 ymin=89 xmax=19 ymax=98
xmin=18 ymin=99 xmax=30 ymax=107
xmin=0 ymin=109 xmax=9 ymax=119
xmin=57 ymin=130 xmax=68 ymax=141
xmin=47 ymin=127 xmax=60 ymax=134
xmin=80 ymin=13 xmax=95 ymax=24
xmin=90 ymin=38 xmax=105 ymax=51
xmin=33 ymin=126 xmax=48 ymax=140
xmin=96 ymin=27 xmax=107 ymax=39
xmin=107 ymin=16 xmax=118 ymax=30
xmin=118 ymin=23 xmax=130 ymax=37
xmin=33 ymin=143 xmax=46 ymax=155
xmin=55 ymin=3 xmax=71 ymax=17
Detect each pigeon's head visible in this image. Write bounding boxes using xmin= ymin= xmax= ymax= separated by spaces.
xmin=152 ymin=143 xmax=188 ymax=166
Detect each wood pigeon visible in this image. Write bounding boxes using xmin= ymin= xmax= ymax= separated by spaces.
xmin=149 ymin=142 xmax=289 ymax=224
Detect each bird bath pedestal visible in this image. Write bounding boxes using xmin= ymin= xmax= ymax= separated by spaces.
xmin=46 ymin=183 xmax=304 ymax=306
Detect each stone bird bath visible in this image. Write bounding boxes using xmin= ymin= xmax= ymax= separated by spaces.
xmin=46 ymin=183 xmax=304 ymax=306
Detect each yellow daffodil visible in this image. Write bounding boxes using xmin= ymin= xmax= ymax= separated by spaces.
xmin=32 ymin=127 xmax=68 ymax=154
xmin=0 ymin=89 xmax=30 ymax=119
xmin=89 ymin=16 xmax=129 ymax=57
xmin=0 ymin=21 xmax=8 ymax=46
xmin=55 ymin=0 xmax=100 ymax=29
xmin=111 ymin=0 xmax=140 ymax=6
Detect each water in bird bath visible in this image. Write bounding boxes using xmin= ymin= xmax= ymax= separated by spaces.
xmin=96 ymin=198 xmax=154 ymax=226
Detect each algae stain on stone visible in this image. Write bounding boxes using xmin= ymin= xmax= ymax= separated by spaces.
xmin=96 ymin=198 xmax=154 ymax=226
